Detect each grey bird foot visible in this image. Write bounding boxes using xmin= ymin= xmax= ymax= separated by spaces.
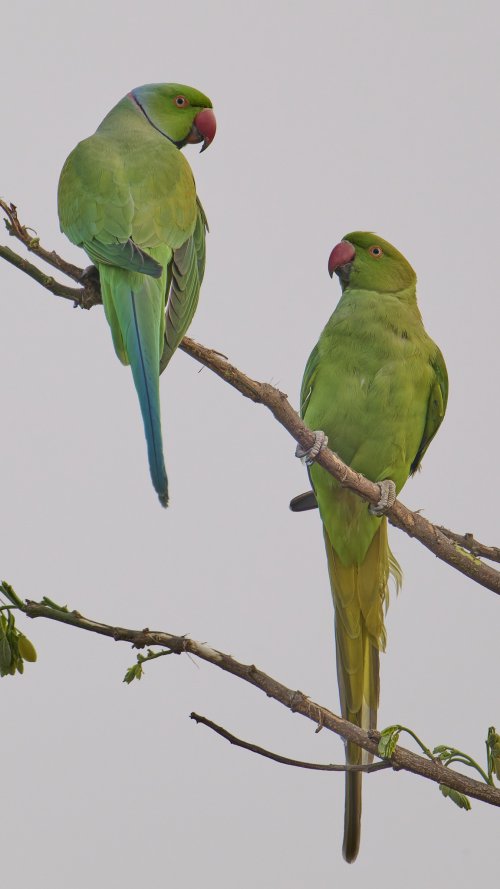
xmin=295 ymin=430 xmax=328 ymax=466
xmin=369 ymin=479 xmax=397 ymax=516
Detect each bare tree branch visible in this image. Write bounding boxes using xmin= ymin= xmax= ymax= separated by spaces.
xmin=177 ymin=337 xmax=500 ymax=597
xmin=190 ymin=712 xmax=392 ymax=773
xmin=1 ymin=202 xmax=500 ymax=596
xmin=14 ymin=594 xmax=500 ymax=808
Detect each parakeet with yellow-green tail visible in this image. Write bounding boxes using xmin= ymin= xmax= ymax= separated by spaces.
xmin=291 ymin=233 xmax=447 ymax=862
xmin=58 ymin=83 xmax=216 ymax=506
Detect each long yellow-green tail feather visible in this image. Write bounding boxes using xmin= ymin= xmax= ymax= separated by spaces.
xmin=323 ymin=517 xmax=401 ymax=862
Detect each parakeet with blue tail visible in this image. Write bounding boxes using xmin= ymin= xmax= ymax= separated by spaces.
xmin=292 ymin=233 xmax=447 ymax=861
xmin=58 ymin=83 xmax=216 ymax=506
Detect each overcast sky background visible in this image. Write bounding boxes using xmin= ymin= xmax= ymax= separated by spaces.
xmin=2 ymin=1 xmax=499 ymax=886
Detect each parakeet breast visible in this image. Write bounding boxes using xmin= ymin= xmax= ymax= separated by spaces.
xmin=304 ymin=287 xmax=438 ymax=564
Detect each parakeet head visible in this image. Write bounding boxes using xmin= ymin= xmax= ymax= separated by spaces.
xmin=328 ymin=232 xmax=416 ymax=293
xmin=129 ymin=83 xmax=216 ymax=151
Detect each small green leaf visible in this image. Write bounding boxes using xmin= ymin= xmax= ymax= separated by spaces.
xmin=487 ymin=727 xmax=500 ymax=781
xmin=439 ymin=784 xmax=471 ymax=811
xmin=123 ymin=662 xmax=143 ymax=684
xmin=433 ymin=745 xmax=453 ymax=763
xmin=18 ymin=634 xmax=37 ymax=663
xmin=0 ymin=632 xmax=12 ymax=673
xmin=378 ymin=725 xmax=401 ymax=758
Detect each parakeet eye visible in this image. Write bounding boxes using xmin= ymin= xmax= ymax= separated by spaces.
xmin=174 ymin=95 xmax=189 ymax=108
xmin=369 ymin=246 xmax=383 ymax=258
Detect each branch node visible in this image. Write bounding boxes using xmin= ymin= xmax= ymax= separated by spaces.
xmin=289 ymin=690 xmax=305 ymax=712
xmin=315 ymin=709 xmax=324 ymax=734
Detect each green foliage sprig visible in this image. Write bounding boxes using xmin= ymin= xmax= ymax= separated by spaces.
xmin=0 ymin=582 xmax=37 ymax=676
xmin=378 ymin=723 xmax=500 ymax=812
xmin=123 ymin=648 xmax=173 ymax=684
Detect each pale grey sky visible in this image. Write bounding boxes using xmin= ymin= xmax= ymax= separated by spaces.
xmin=2 ymin=1 xmax=499 ymax=887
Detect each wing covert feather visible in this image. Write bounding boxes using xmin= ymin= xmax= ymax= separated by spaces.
xmin=58 ymin=122 xmax=198 ymax=259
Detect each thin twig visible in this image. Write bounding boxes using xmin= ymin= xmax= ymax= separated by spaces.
xmin=0 ymin=244 xmax=84 ymax=303
xmin=190 ymin=712 xmax=391 ymax=773
xmin=17 ymin=595 xmax=500 ymax=807
xmin=437 ymin=527 xmax=500 ymax=565
xmin=0 ymin=200 xmax=83 ymax=282
xmin=1 ymin=203 xmax=500 ymax=596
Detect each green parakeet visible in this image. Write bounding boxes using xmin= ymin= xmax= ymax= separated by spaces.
xmin=294 ymin=233 xmax=447 ymax=862
xmin=58 ymin=83 xmax=216 ymax=506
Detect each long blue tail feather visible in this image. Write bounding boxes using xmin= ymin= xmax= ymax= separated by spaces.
xmin=128 ymin=289 xmax=169 ymax=506
xmin=100 ymin=257 xmax=169 ymax=506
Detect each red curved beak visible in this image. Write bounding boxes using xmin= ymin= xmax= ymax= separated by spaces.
xmin=187 ymin=108 xmax=217 ymax=152
xmin=328 ymin=240 xmax=356 ymax=277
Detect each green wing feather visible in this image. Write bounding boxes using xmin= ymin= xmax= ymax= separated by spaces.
xmin=299 ymin=343 xmax=321 ymax=417
xmin=410 ymin=346 xmax=448 ymax=473
xmin=83 ymin=238 xmax=163 ymax=277
xmin=160 ymin=198 xmax=208 ymax=373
